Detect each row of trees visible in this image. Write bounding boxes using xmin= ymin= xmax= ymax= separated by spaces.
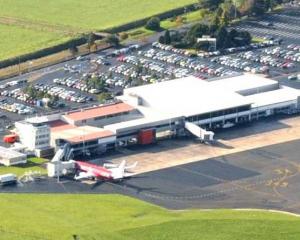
xmin=159 ymin=23 xmax=251 ymax=51
xmin=68 ymin=33 xmax=120 ymax=55
xmin=199 ymin=0 xmax=282 ymax=19
xmin=24 ymin=84 xmax=60 ymax=107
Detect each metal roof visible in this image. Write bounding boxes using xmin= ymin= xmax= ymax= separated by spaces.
xmin=63 ymin=103 xmax=135 ymax=122
xmin=0 ymin=146 xmax=26 ymax=159
xmin=48 ymin=120 xmax=76 ymax=132
xmin=121 ymin=75 xmax=253 ymax=118
xmin=51 ymin=126 xmax=115 ymax=143
xmin=246 ymin=86 xmax=300 ymax=108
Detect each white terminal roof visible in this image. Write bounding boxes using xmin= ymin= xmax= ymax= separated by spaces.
xmin=209 ymin=74 xmax=278 ymax=93
xmin=246 ymin=86 xmax=300 ymax=108
xmin=120 ymin=74 xmax=300 ymax=119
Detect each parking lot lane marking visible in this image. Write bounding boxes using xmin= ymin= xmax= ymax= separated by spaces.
xmin=274 ymin=169 xmax=284 ymax=175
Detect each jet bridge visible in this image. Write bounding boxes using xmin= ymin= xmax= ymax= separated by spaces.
xmin=51 ymin=143 xmax=73 ymax=162
xmin=184 ymin=121 xmax=214 ymax=142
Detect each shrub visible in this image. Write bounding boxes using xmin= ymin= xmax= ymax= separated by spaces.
xmin=145 ymin=17 xmax=160 ymax=31
xmin=119 ymin=32 xmax=129 ymax=40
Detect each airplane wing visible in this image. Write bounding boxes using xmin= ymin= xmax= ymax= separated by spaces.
xmin=124 ymin=162 xmax=138 ymax=170
xmin=103 ymin=163 xmax=118 ymax=169
xmin=74 ymin=171 xmax=95 ymax=180
xmin=123 ymin=173 xmax=135 ymax=178
xmin=103 ymin=161 xmax=138 ymax=171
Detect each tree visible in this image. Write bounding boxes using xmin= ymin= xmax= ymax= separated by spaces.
xmin=220 ymin=10 xmax=230 ymax=26
xmin=252 ymin=0 xmax=268 ymax=15
xmin=158 ymin=35 xmax=165 ymax=44
xmin=175 ymin=16 xmax=184 ymax=25
xmin=199 ymin=0 xmax=224 ymax=9
xmin=145 ymin=17 xmax=160 ymax=31
xmin=97 ymin=92 xmax=112 ymax=103
xmin=68 ymin=42 xmax=78 ymax=55
xmin=228 ymin=28 xmax=239 ymax=46
xmin=185 ymin=23 xmax=210 ymax=46
xmin=216 ymin=26 xmax=228 ymax=49
xmin=119 ymin=32 xmax=129 ymax=40
xmin=199 ymin=8 xmax=210 ymax=19
xmin=24 ymin=84 xmax=38 ymax=99
xmin=104 ymin=34 xmax=120 ymax=47
xmin=86 ymin=77 xmax=107 ymax=91
xmin=87 ymin=33 xmax=97 ymax=52
xmin=238 ymin=30 xmax=252 ymax=45
xmin=211 ymin=13 xmax=221 ymax=28
xmin=218 ymin=0 xmax=236 ymax=26
xmin=164 ymin=30 xmax=171 ymax=44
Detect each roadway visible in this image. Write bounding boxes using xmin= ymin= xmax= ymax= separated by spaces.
xmin=233 ymin=7 xmax=300 ymax=44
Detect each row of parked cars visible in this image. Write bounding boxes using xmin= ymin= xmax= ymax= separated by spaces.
xmin=263 ymin=46 xmax=300 ymax=63
xmin=152 ymin=42 xmax=191 ymax=56
xmin=152 ymin=40 xmax=277 ymax=58
xmin=109 ymin=64 xmax=139 ymax=79
xmin=0 ymin=79 xmax=27 ymax=90
xmin=238 ymin=50 xmax=295 ymax=69
xmin=138 ymin=48 xmax=237 ymax=77
xmin=54 ymin=77 xmax=100 ymax=94
xmin=111 ymin=44 xmax=140 ymax=57
xmin=1 ymin=88 xmax=38 ymax=106
xmin=33 ymin=83 xmax=92 ymax=103
xmin=63 ymin=64 xmax=83 ymax=74
xmin=0 ymin=98 xmax=35 ymax=115
xmin=211 ymin=55 xmax=269 ymax=74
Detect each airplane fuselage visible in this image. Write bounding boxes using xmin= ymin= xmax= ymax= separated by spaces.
xmin=75 ymin=161 xmax=113 ymax=180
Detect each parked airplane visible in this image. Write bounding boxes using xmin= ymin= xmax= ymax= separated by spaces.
xmin=74 ymin=160 xmax=137 ymax=181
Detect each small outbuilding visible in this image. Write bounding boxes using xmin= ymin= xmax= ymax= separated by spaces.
xmin=0 ymin=146 xmax=27 ymax=166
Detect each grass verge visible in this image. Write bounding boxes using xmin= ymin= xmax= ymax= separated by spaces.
xmin=0 ymin=194 xmax=299 ymax=240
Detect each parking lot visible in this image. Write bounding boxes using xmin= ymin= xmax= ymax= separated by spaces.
xmin=0 ymin=6 xmax=300 ymax=122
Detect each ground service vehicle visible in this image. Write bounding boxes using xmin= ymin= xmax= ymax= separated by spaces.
xmin=0 ymin=174 xmax=17 ymax=186
xmin=3 ymin=134 xmax=18 ymax=144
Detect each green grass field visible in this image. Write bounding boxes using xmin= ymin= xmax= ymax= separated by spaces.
xmin=0 ymin=24 xmax=70 ymax=61
xmin=0 ymin=194 xmax=299 ymax=240
xmin=0 ymin=0 xmax=197 ymax=61
xmin=0 ymin=0 xmax=197 ymax=30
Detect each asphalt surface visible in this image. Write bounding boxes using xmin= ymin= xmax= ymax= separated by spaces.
xmin=234 ymin=7 xmax=300 ymax=44
xmin=1 ymin=138 xmax=300 ymax=214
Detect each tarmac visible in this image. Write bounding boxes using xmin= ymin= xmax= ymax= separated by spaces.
xmin=1 ymin=115 xmax=300 ymax=214
xmin=94 ymin=115 xmax=300 ymax=175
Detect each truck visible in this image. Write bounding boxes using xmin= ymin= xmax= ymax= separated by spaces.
xmin=0 ymin=174 xmax=17 ymax=186
xmin=3 ymin=134 xmax=18 ymax=144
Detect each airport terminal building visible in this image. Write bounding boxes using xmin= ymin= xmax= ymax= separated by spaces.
xmin=15 ymin=74 xmax=300 ymax=157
